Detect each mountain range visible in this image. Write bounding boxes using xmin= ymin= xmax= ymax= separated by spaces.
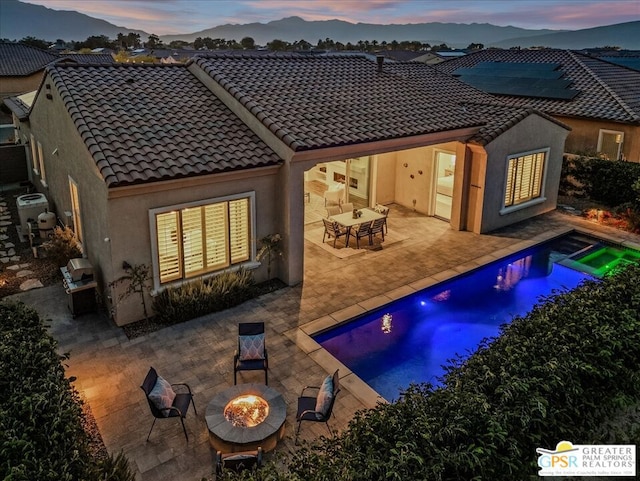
xmin=1 ymin=0 xmax=639 ymax=50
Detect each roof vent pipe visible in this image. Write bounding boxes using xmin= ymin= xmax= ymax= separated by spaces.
xmin=376 ymin=55 xmax=384 ymax=73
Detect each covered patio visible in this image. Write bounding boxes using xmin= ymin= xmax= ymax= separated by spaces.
xmin=10 ymin=210 xmax=640 ymax=480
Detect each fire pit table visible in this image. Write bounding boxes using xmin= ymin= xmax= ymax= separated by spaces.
xmin=206 ymin=383 xmax=286 ymax=453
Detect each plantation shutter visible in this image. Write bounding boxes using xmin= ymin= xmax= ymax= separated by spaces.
xmin=505 ymin=159 xmax=517 ymax=207
xmin=229 ymin=198 xmax=250 ymax=263
xmin=531 ymin=152 xmax=544 ymax=198
xmin=181 ymin=207 xmax=204 ymax=276
xmin=156 ymin=211 xmax=181 ymax=283
xmin=505 ymin=152 xmax=545 ymax=207
xmin=204 ymin=203 xmax=229 ymax=270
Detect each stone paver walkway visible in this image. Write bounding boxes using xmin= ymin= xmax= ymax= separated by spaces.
xmin=7 ymin=205 xmax=640 ymax=481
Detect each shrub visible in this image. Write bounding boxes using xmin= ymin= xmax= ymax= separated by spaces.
xmin=561 ymin=156 xmax=640 ymax=206
xmin=222 ymin=264 xmax=640 ymax=480
xmin=152 ymin=268 xmax=254 ymax=324
xmin=41 ymin=226 xmax=82 ymax=267
xmin=0 ymin=300 xmax=135 ymax=481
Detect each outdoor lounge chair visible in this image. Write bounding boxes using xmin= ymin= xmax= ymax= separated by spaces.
xmin=234 ymin=322 xmax=268 ymax=385
xmin=216 ymin=447 xmax=263 ymax=474
xmin=140 ymin=366 xmax=196 ymax=441
xmin=295 ymin=369 xmax=340 ymax=444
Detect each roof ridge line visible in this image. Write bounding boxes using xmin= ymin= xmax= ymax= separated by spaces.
xmin=568 ymin=50 xmax=640 ymax=121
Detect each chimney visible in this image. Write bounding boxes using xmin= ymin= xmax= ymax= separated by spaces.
xmin=376 ymin=55 xmax=384 ymax=73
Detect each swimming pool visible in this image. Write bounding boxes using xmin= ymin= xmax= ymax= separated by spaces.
xmin=313 ymin=232 xmax=639 ymax=402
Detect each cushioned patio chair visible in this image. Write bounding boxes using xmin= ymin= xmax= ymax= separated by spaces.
xmin=234 ymin=322 xmax=268 ymax=385
xmin=295 ymin=369 xmax=340 ymax=444
xmin=322 ymin=218 xmax=348 ymax=248
xmin=326 ymin=205 xmax=341 ymax=217
xmin=216 ymin=447 xmax=263 ymax=474
xmin=340 ymin=202 xmax=354 ymax=214
xmin=140 ymin=366 xmax=196 ymax=441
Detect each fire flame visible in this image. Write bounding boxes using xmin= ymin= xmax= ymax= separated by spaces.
xmin=224 ymin=395 xmax=269 ymax=427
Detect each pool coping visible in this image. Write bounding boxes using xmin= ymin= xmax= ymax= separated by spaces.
xmin=284 ymin=225 xmax=640 ymax=409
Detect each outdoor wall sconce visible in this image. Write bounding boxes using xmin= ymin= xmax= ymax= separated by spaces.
xmin=418 ymin=170 xmax=423 ymax=175
xmin=410 ymin=174 xmax=415 ymax=179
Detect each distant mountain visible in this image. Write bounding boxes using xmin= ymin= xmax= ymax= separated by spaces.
xmin=0 ymin=0 xmax=146 ymax=42
xmin=493 ymin=21 xmax=640 ymax=50
xmin=161 ymin=16 xmax=564 ymax=48
xmin=1 ymin=0 xmax=638 ymax=50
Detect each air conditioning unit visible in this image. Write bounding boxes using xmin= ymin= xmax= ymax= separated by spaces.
xmin=17 ymin=193 xmax=49 ymax=234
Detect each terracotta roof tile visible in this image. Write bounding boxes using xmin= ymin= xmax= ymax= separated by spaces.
xmin=46 ymin=63 xmax=281 ymax=188
xmin=435 ymin=49 xmax=640 ymax=124
xmin=192 ymin=55 xmax=491 ymax=151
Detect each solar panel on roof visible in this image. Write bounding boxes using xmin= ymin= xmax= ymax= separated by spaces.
xmin=600 ymin=57 xmax=640 ymax=72
xmin=453 ymin=61 xmax=579 ymax=100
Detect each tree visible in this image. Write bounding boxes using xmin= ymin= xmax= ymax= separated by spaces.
xmin=467 ymin=42 xmax=484 ymax=50
xmin=146 ymin=33 xmax=162 ymax=48
xmin=168 ymin=40 xmax=189 ymax=49
xmin=267 ymin=39 xmax=289 ymax=51
xmin=19 ymin=36 xmax=50 ymax=50
xmin=241 ymin=36 xmax=255 ymax=49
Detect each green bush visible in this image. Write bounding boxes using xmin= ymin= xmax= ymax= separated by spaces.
xmin=41 ymin=226 xmax=82 ymax=268
xmin=223 ymin=264 xmax=640 ymax=480
xmin=561 ymin=156 xmax=640 ymax=206
xmin=152 ymin=268 xmax=255 ymax=324
xmin=0 ymin=300 xmax=135 ymax=481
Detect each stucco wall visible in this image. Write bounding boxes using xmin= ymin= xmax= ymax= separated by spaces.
xmin=0 ymin=73 xmax=42 ymax=98
xmin=557 ymin=116 xmax=639 ymax=162
xmin=479 ymin=114 xmax=569 ymax=233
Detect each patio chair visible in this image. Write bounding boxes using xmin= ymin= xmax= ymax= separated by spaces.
xmin=295 ymin=369 xmax=340 ymax=444
xmin=216 ymin=447 xmax=263 ymax=475
xmin=375 ymin=204 xmax=390 ymax=233
xmin=324 ymin=185 xmax=344 ymax=206
xmin=340 ymin=202 xmax=354 ymax=213
xmin=326 ymin=205 xmax=341 ymax=217
xmin=234 ymin=322 xmax=268 ymax=385
xmin=352 ymin=221 xmax=373 ymax=249
xmin=140 ymin=366 xmax=196 ymax=442
xmin=370 ymin=217 xmax=386 ymax=243
xmin=322 ymin=218 xmax=348 ymax=248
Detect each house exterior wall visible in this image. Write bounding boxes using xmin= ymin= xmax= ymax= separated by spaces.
xmin=374 ymin=151 xmax=397 ymax=205
xmin=0 ymin=73 xmax=43 ymax=98
xmin=557 ymin=115 xmax=640 ymax=162
xmin=478 ymin=114 xmax=569 ymax=233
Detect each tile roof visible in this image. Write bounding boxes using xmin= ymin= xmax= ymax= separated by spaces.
xmin=58 ymin=53 xmax=116 ymax=64
xmin=0 ymin=42 xmax=59 ymax=76
xmin=191 ymin=54 xmax=490 ymax=152
xmin=435 ymin=49 xmax=640 ymax=124
xmin=46 ymin=63 xmax=281 ymax=188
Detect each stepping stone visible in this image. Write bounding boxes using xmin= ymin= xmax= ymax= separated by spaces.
xmin=20 ymin=279 xmax=43 ymax=291
xmin=16 ymin=270 xmax=34 ymax=278
xmin=19 ymin=263 xmax=30 ymax=268
xmin=6 ymin=264 xmax=21 ymax=270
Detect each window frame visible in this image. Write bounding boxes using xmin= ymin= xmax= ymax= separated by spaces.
xmin=597 ymin=129 xmax=624 ymax=161
xmin=149 ymin=192 xmax=257 ymax=292
xmin=500 ymin=148 xmax=549 ymax=215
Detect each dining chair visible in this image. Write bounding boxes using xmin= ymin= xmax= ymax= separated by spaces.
xmin=326 ymin=205 xmax=341 ymax=217
xmin=352 ymin=221 xmax=373 ymax=249
xmin=370 ymin=217 xmax=386 ymax=243
xmin=375 ymin=204 xmax=390 ymax=233
xmin=340 ymin=202 xmax=354 ymax=213
xmin=322 ymin=218 xmax=348 ymax=248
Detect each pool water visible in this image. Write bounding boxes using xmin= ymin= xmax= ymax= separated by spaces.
xmin=313 ymin=233 xmax=639 ymax=402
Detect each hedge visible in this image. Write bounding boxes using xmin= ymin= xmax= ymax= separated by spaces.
xmin=0 ymin=301 xmax=134 ymax=481
xmin=224 ymin=264 xmax=640 ymax=480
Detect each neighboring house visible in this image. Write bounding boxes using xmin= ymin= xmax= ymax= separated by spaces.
xmin=434 ymin=49 xmax=640 ymax=162
xmin=15 ymin=55 xmax=568 ymax=325
xmin=0 ymin=42 xmax=115 ymax=98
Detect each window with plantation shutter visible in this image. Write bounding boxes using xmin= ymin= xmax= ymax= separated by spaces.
xmin=152 ymin=193 xmax=254 ymax=286
xmin=229 ymin=198 xmax=250 ymax=263
xmin=504 ymin=150 xmax=546 ymax=208
xmin=157 ymin=211 xmax=182 ymax=283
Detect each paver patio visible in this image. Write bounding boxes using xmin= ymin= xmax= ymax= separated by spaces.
xmin=8 ymin=206 xmax=640 ymax=480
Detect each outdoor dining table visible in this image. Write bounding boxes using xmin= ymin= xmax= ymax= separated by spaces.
xmin=329 ymin=208 xmax=386 ymax=248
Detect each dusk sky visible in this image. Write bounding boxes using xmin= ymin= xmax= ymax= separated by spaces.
xmin=20 ymin=0 xmax=640 ymax=36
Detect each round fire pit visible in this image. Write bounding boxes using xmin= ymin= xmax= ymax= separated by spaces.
xmin=206 ymin=384 xmax=286 ymax=453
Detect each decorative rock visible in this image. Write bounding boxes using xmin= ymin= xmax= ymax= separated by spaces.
xmin=19 ymin=263 xmax=30 ymax=268
xmin=0 ymin=251 xmax=5 ymax=256
xmin=20 ymin=279 xmax=43 ymax=291
xmin=6 ymin=264 xmax=21 ymax=270
xmin=4 ymin=242 xmax=14 ymax=248
xmin=16 ymin=270 xmax=34 ymax=278
xmin=10 ymin=256 xmax=20 ymax=262
xmin=0 ymin=257 xmax=9 ymax=264
xmin=0 ymin=221 xmax=11 ymax=226
xmin=7 ymin=248 xmax=15 ymax=256
xmin=0 ymin=235 xmax=8 ymax=240
xmin=0 ymin=215 xmax=10 ymax=221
